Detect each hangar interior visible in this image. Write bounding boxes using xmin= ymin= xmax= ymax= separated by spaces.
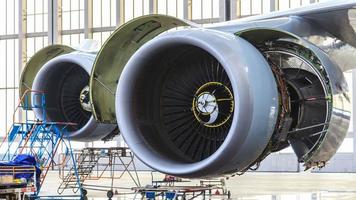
xmin=0 ymin=0 xmax=355 ymax=199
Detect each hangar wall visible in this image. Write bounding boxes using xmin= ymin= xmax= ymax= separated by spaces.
xmin=0 ymin=0 xmax=354 ymax=172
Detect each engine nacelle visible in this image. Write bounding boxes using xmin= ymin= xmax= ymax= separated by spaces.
xmin=115 ymin=25 xmax=350 ymax=177
xmin=20 ymin=43 xmax=116 ymax=141
xmin=32 ymin=52 xmax=116 ymax=141
xmin=116 ymin=29 xmax=279 ymax=177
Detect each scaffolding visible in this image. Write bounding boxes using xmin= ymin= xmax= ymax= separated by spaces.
xmin=132 ymin=172 xmax=231 ymax=200
xmin=0 ymin=90 xmax=83 ymax=199
xmin=58 ymin=147 xmax=141 ymax=198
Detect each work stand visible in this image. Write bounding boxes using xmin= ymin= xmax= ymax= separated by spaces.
xmin=132 ymin=171 xmax=231 ymax=200
xmin=58 ymin=146 xmax=141 ymax=199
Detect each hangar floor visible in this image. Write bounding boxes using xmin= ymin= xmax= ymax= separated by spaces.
xmin=39 ymin=171 xmax=356 ymax=199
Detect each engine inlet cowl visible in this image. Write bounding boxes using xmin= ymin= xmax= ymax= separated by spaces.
xmin=116 ymin=29 xmax=279 ymax=178
xmin=32 ymin=52 xmax=116 ymax=141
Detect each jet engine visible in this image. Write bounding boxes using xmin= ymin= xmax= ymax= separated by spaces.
xmin=20 ymin=43 xmax=116 ymax=141
xmin=116 ymin=29 xmax=280 ymax=177
xmin=115 ymin=27 xmax=349 ymax=177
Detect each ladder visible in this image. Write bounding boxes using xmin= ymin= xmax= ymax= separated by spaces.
xmin=0 ymin=90 xmax=83 ymax=198
xmin=58 ymin=148 xmax=100 ymax=194
xmin=58 ymin=147 xmax=141 ymax=198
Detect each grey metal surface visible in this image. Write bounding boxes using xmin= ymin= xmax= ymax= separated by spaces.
xmin=209 ymin=1 xmax=356 ymax=72
xmin=115 ymin=28 xmax=279 ymax=177
xmin=212 ymin=0 xmax=356 ymax=29
xmin=211 ymin=16 xmax=356 ymax=72
xmin=32 ymin=52 xmax=116 ymax=141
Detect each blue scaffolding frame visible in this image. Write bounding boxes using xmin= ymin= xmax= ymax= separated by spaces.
xmin=0 ymin=90 xmax=84 ymax=199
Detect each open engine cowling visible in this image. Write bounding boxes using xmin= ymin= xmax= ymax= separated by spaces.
xmin=31 ymin=52 xmax=116 ymax=141
xmin=116 ymin=29 xmax=280 ymax=177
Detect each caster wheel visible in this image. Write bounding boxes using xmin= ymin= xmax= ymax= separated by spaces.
xmin=107 ymin=190 xmax=114 ymax=198
xmin=82 ymin=189 xmax=88 ymax=196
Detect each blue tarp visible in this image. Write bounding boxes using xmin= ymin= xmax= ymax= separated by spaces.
xmin=0 ymin=154 xmax=41 ymax=181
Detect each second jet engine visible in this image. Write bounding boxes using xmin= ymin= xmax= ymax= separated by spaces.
xmin=20 ymin=43 xmax=116 ymax=141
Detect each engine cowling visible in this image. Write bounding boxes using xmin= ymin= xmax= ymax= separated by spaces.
xmin=32 ymin=52 xmax=116 ymax=141
xmin=116 ymin=29 xmax=279 ymax=177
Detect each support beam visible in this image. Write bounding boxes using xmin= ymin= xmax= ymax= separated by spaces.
xmin=82 ymin=0 xmax=93 ymax=149
xmin=48 ymin=0 xmax=54 ymax=44
xmin=230 ymin=0 xmax=241 ymax=20
xmin=54 ymin=0 xmax=60 ymax=44
xmin=270 ymin=0 xmax=279 ymax=12
xmin=219 ymin=0 xmax=230 ymax=22
xmin=352 ymin=70 xmax=356 ymax=172
xmin=18 ymin=0 xmax=27 ymax=122
xmin=149 ymin=0 xmax=158 ymax=14
xmin=183 ymin=0 xmax=192 ymax=20
xmin=19 ymin=0 xmax=27 ymax=71
xmin=48 ymin=0 xmax=60 ymax=44
xmin=84 ymin=0 xmax=93 ymax=39
xmin=57 ymin=0 xmax=63 ymax=44
xmin=116 ymin=0 xmax=120 ymax=26
xmin=116 ymin=0 xmax=125 ymax=27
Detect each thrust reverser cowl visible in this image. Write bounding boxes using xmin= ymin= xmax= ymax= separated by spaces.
xmin=116 ymin=29 xmax=280 ymax=178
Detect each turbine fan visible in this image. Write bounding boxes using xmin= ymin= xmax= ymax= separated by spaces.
xmin=30 ymin=52 xmax=117 ymax=141
xmin=161 ymin=49 xmax=234 ymax=162
xmin=61 ymin=66 xmax=91 ymax=131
